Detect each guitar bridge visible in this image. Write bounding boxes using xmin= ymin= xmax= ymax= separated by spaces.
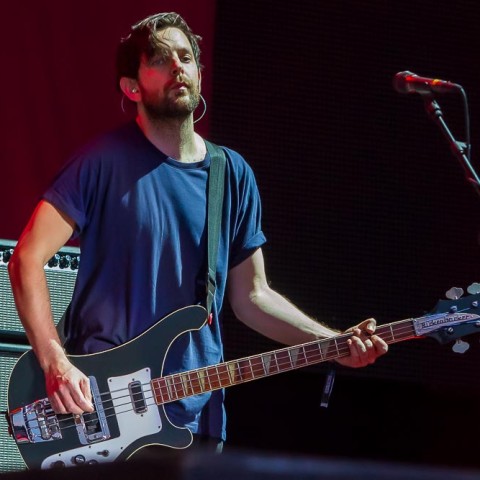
xmin=9 ymin=397 xmax=61 ymax=444
xmin=9 ymin=376 xmax=110 ymax=445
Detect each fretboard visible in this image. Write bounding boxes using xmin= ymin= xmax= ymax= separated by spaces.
xmin=151 ymin=317 xmax=416 ymax=405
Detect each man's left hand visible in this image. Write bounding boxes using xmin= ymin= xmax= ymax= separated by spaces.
xmin=335 ymin=318 xmax=388 ymax=368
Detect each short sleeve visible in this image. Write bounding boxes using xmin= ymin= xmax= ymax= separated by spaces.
xmin=225 ymin=148 xmax=267 ymax=268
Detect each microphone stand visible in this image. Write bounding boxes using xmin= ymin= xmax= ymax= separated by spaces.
xmin=422 ymin=94 xmax=480 ymax=198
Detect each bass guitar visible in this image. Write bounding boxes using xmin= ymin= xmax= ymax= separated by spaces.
xmin=7 ymin=286 xmax=480 ymax=469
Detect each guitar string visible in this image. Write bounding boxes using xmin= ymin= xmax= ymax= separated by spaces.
xmin=15 ymin=313 xmax=451 ymax=432
xmin=50 ymin=321 xmax=419 ymax=433
xmin=95 ymin=319 xmax=416 ymax=405
xmin=100 ymin=319 xmax=416 ymax=405
xmin=48 ymin=323 xmax=419 ymax=434
xmin=25 ymin=307 xmax=477 ymax=442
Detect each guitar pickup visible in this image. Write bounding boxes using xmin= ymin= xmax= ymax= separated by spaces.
xmin=129 ymin=380 xmax=147 ymax=414
xmin=75 ymin=376 xmax=110 ymax=444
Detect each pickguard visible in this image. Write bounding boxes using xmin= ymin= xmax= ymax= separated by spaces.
xmin=41 ymin=368 xmax=161 ymax=468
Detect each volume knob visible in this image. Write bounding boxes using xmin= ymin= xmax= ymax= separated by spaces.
xmin=73 ymin=454 xmax=86 ymax=465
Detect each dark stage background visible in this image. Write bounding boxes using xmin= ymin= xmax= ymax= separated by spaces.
xmin=212 ymin=0 xmax=480 ymax=470
xmin=2 ymin=0 xmax=480 ymax=473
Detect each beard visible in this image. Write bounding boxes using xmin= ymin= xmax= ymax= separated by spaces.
xmin=141 ymin=84 xmax=201 ymax=122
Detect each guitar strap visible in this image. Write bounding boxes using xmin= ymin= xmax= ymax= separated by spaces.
xmin=204 ymin=140 xmax=227 ymax=318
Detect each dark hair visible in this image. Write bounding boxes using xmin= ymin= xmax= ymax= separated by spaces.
xmin=115 ymin=12 xmax=202 ymax=89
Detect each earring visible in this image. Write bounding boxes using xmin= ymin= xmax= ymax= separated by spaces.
xmin=120 ymin=94 xmax=132 ymax=113
xmin=193 ymin=94 xmax=207 ymax=124
xmin=121 ymin=89 xmax=139 ymax=113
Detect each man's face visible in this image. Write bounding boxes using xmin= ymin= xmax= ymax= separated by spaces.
xmin=136 ymin=27 xmax=201 ymax=120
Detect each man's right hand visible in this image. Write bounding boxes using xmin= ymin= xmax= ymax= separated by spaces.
xmin=45 ymin=360 xmax=94 ymax=414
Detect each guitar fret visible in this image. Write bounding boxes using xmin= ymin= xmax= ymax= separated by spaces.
xmin=312 ymin=343 xmax=321 ymax=362
xmin=155 ymin=378 xmax=170 ymax=403
xmin=216 ymin=364 xmax=231 ymax=388
xmin=213 ymin=365 xmax=223 ymax=388
xmin=234 ymin=361 xmax=243 ymax=382
xmin=270 ymin=354 xmax=279 ymax=374
xmin=177 ymin=374 xmax=185 ymax=398
xmin=299 ymin=346 xmax=308 ymax=366
xmin=323 ymin=338 xmax=340 ymax=360
xmin=178 ymin=374 xmax=187 ymax=398
xmin=248 ymin=358 xmax=254 ymax=379
xmin=275 ymin=350 xmax=292 ymax=372
xmin=203 ymin=370 xmax=210 ymax=391
xmin=334 ymin=338 xmax=341 ymax=357
xmin=173 ymin=374 xmax=183 ymax=398
xmin=196 ymin=370 xmax=207 ymax=394
xmin=158 ymin=378 xmax=166 ymax=403
xmin=166 ymin=376 xmax=177 ymax=400
xmin=250 ymin=356 xmax=265 ymax=378
xmin=389 ymin=324 xmax=396 ymax=342
xmin=320 ymin=343 xmax=328 ymax=361
xmin=387 ymin=320 xmax=416 ymax=343
xmin=187 ymin=372 xmax=195 ymax=395
xmin=179 ymin=373 xmax=191 ymax=397
xmin=261 ymin=354 xmax=271 ymax=375
xmin=227 ymin=362 xmax=237 ymax=384
xmin=303 ymin=342 xmax=322 ymax=364
xmin=152 ymin=380 xmax=161 ymax=404
xmin=245 ymin=357 xmax=256 ymax=379
xmin=238 ymin=359 xmax=253 ymax=380
xmin=267 ymin=353 xmax=278 ymax=375
xmin=288 ymin=348 xmax=299 ymax=368
xmin=209 ymin=365 xmax=221 ymax=390
xmin=188 ymin=370 xmax=200 ymax=395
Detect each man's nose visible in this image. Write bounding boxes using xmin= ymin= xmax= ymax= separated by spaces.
xmin=170 ymin=56 xmax=184 ymax=76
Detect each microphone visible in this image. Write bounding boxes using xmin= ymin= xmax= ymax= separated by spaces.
xmin=393 ymin=71 xmax=461 ymax=94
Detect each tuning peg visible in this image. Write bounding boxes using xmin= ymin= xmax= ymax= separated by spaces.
xmin=445 ymin=287 xmax=464 ymax=300
xmin=467 ymin=283 xmax=480 ymax=295
xmin=452 ymin=339 xmax=470 ymax=354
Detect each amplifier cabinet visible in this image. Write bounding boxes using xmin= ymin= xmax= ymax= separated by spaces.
xmin=0 ymin=239 xmax=80 ymax=338
xmin=0 ymin=239 xmax=80 ymax=472
xmin=0 ymin=344 xmax=30 ymax=472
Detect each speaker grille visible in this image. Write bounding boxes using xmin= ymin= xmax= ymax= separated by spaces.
xmin=0 ymin=346 xmax=28 ymax=472
xmin=0 ymin=239 xmax=80 ymax=336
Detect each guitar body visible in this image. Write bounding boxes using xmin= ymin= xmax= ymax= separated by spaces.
xmin=7 ymin=305 xmax=208 ymax=470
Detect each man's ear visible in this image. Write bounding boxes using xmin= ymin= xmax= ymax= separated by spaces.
xmin=197 ymin=69 xmax=202 ymax=93
xmin=119 ymin=77 xmax=140 ymax=101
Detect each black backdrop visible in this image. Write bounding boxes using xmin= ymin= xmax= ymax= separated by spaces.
xmin=2 ymin=0 xmax=480 ymax=472
xmin=210 ymin=0 xmax=480 ymax=468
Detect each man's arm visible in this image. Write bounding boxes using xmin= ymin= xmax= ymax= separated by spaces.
xmin=227 ymin=248 xmax=388 ymax=368
xmin=8 ymin=200 xmax=93 ymax=413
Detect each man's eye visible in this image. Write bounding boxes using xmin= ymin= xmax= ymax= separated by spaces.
xmin=150 ymin=57 xmax=165 ymax=66
xmin=182 ymin=55 xmax=192 ymax=63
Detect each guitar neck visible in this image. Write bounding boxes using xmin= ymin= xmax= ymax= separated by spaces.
xmin=151 ymin=318 xmax=417 ymax=405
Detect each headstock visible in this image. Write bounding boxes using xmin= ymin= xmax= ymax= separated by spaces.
xmin=416 ymin=283 xmax=480 ymax=353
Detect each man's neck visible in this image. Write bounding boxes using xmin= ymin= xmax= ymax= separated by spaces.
xmin=136 ymin=113 xmax=205 ymax=163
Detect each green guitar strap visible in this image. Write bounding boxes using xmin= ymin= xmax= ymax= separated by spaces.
xmin=204 ymin=140 xmax=227 ymax=319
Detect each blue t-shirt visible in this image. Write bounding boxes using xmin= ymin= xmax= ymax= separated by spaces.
xmin=42 ymin=121 xmax=266 ymax=440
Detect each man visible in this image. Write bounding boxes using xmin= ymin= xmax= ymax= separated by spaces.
xmin=8 ymin=12 xmax=387 ymax=451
